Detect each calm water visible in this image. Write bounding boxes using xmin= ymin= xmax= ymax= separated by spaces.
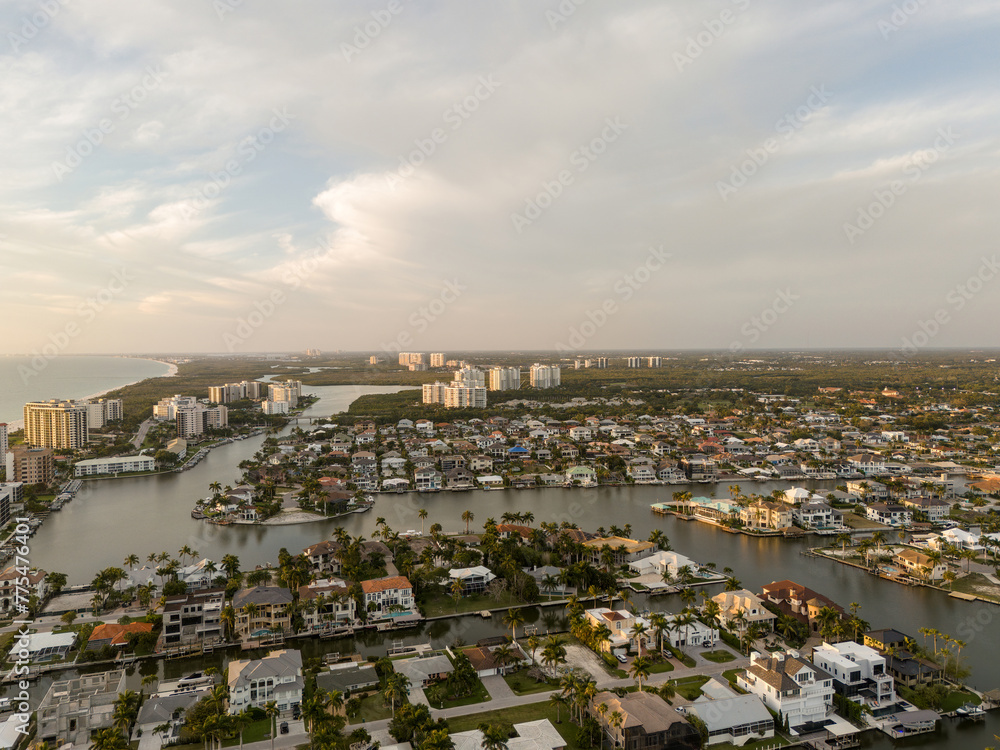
xmin=0 ymin=355 xmax=172 ymax=425
xmin=19 ymin=383 xmax=1000 ymax=747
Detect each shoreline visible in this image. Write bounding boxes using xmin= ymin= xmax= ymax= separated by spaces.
xmin=2 ymin=357 xmax=176 ymax=430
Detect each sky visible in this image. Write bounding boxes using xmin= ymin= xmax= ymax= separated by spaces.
xmin=2 ymin=0 xmax=1000 ymax=357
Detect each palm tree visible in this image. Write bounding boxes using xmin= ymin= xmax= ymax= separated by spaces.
xmin=124 ymin=553 xmax=139 ymax=571
xmin=609 ymin=710 xmax=625 ymax=748
xmin=629 ymin=621 xmax=648 ymax=657
xmin=549 ymin=693 xmax=567 ymax=724
xmin=504 ymin=608 xmax=525 ymax=643
xmin=418 ymin=508 xmax=428 ymax=534
xmin=836 ymin=533 xmax=852 ymax=556
xmin=264 ymin=701 xmax=279 ymax=750
xmin=462 ymin=510 xmax=474 ymax=534
xmin=629 ymin=656 xmax=652 ymax=692
xmin=478 ymin=723 xmax=509 ymax=750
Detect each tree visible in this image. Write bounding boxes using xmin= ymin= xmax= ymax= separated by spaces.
xmin=418 ymin=508 xmax=428 ymax=535
xmin=629 ymin=656 xmax=652 ymax=692
xmin=504 ymin=608 xmax=525 ymax=643
xmin=462 ymin=510 xmax=474 ymax=534
xmin=264 ymin=701 xmax=279 ymax=750
xmin=478 ymin=723 xmax=509 ymax=750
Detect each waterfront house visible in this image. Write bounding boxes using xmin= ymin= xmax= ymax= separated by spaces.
xmin=227 ymin=649 xmax=303 ymax=715
xmin=448 ymin=566 xmax=497 ymax=595
xmin=683 ymin=688 xmax=773 ymax=746
xmin=37 ymin=670 xmax=126 ymax=747
xmin=812 ymin=641 xmax=897 ymax=710
xmin=361 ymin=575 xmax=416 ymax=620
xmin=87 ymin=622 xmax=153 ymax=652
xmin=866 ymin=503 xmax=912 ymax=527
xmin=892 ymin=549 xmax=946 ymax=580
xmin=793 ymin=501 xmax=842 ymax=530
xmin=740 ymin=501 xmax=792 ymax=531
xmin=583 ymin=536 xmax=655 ymax=567
xmin=712 ymin=590 xmax=776 ymax=631
xmin=9 ymin=632 xmax=76 ymax=662
xmin=298 ymin=578 xmax=356 ymax=630
xmin=585 ymin=607 xmax=651 ymax=653
xmin=0 ymin=566 xmax=47 ymax=615
xmin=738 ymin=652 xmax=834 ymax=734
xmin=233 ymin=586 xmax=294 ymax=640
xmin=317 ymin=663 xmax=379 ymax=694
xmin=760 ymin=580 xmax=843 ymax=634
xmin=395 ymin=654 xmax=454 ymax=688
xmin=161 ymin=589 xmax=225 ymax=647
xmin=566 ymin=465 xmax=598 ymax=486
xmin=900 ymin=497 xmax=950 ymax=522
xmin=134 ymin=689 xmax=209 ymax=748
xmin=590 ymin=691 xmax=700 ymax=750
xmin=661 ymin=614 xmax=718 ymax=649
xmin=414 ymin=467 xmax=443 ymax=491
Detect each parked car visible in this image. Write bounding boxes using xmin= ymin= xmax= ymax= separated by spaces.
xmin=615 ymin=653 xmax=628 ymax=663
xmin=280 ymin=722 xmax=289 ymax=735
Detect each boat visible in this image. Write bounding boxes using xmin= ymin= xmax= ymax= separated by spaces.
xmin=955 ymin=703 xmax=985 ymax=717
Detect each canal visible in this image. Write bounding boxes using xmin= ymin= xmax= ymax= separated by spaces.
xmin=21 ymin=385 xmax=1000 ymax=747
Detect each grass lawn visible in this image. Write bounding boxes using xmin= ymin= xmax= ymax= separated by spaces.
xmin=425 ymin=680 xmax=491 ymax=710
xmin=504 ymin=669 xmax=559 ymax=696
xmin=941 ymin=690 xmax=982 ymax=713
xmin=701 ymin=649 xmax=736 ymax=663
xmin=222 ymin=718 xmax=272 ymax=746
xmin=949 ymin=573 xmax=1000 ymax=603
xmin=346 ymin=693 xmax=393 ymax=725
xmin=722 ymin=668 xmax=746 ymax=685
xmin=668 ymin=675 xmax=710 ymax=701
xmin=648 ymin=660 xmax=675 ymax=674
xmin=446 ymin=702 xmax=585 ymax=750
xmin=665 ymin=647 xmax=696 ymax=668
xmin=842 ymin=515 xmax=890 ymax=530
xmin=421 ymin=590 xmax=524 ymax=618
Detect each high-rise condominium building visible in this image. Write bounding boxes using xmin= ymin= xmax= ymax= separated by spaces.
xmin=444 ymin=386 xmax=487 ymax=408
xmin=268 ymin=381 xmax=302 ymax=407
xmin=23 ymin=401 xmax=89 ymax=449
xmin=529 ymin=364 xmax=561 ymax=389
xmin=6 ymin=446 xmax=55 ymax=485
xmin=430 ymin=353 xmax=446 ymax=367
xmin=0 ymin=423 xmax=7 ymax=461
xmin=453 ymin=367 xmax=485 ymax=388
xmin=398 ymin=352 xmax=425 ymax=365
xmin=176 ymin=405 xmax=229 ymax=439
xmin=647 ymin=357 xmax=662 ymax=368
xmin=489 ymin=367 xmax=521 ymax=391
xmin=626 ymin=357 xmax=641 ymax=368
xmin=154 ymin=395 xmax=199 ymax=420
xmin=422 ymin=382 xmax=447 ymax=405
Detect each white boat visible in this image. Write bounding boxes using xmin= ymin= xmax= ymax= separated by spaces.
xmin=955 ymin=703 xmax=985 ymax=717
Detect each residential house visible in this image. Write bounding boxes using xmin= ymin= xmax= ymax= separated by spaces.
xmin=740 ymin=501 xmax=793 ymax=531
xmin=582 ymin=536 xmax=656 ymax=567
xmin=0 ymin=566 xmax=46 ymax=614
xmin=683 ymin=688 xmax=773 ymax=746
xmin=738 ymin=652 xmax=835 ymax=734
xmin=317 ymin=663 xmax=379 ymax=695
xmin=585 ymin=608 xmax=651 ymax=653
xmin=892 ymin=549 xmax=946 ymax=580
xmin=760 ymin=580 xmax=843 ymax=634
xmin=900 ymin=497 xmax=950 ymax=522
xmin=298 ymin=578 xmax=356 ymax=631
xmin=233 ymin=586 xmax=294 ymax=640
xmin=87 ymin=622 xmax=153 ymax=651
xmin=227 ymin=649 xmax=304 ymax=715
xmin=681 ymin=454 xmax=718 ymax=480
xmin=590 ymin=691 xmax=700 ymax=750
xmin=37 ymin=670 xmax=126 ymax=746
xmin=161 ymin=589 xmax=225 ymax=647
xmin=712 ymin=590 xmax=776 ymax=631
xmin=361 ymin=576 xmax=417 ymax=620
xmin=812 ymin=642 xmax=897 ymax=709
xmin=448 ymin=566 xmax=497 ymax=595
xmin=395 ymin=654 xmax=454 ymax=688
xmin=794 ymin=502 xmax=842 ymax=530
xmin=414 ymin=467 xmax=443 ymax=491
xmin=866 ymin=503 xmax=912 ymax=527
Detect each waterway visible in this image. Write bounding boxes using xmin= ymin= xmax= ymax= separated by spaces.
xmin=0 ymin=355 xmax=172 ymax=426
xmin=20 ymin=383 xmax=1000 ymax=747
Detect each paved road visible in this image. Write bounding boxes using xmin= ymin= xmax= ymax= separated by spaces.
xmin=131 ymin=418 xmax=154 ymax=449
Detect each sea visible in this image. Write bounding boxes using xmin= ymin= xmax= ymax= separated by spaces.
xmin=0 ymin=355 xmax=173 ymax=427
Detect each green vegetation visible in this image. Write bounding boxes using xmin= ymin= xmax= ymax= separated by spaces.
xmin=447 ymin=703 xmax=585 ymax=750
xmin=667 ymin=675 xmax=710 ymax=700
xmin=346 ymin=693 xmax=393 ymax=724
xmin=700 ymin=649 xmax=736 ymax=663
xmin=503 ymin=669 xmax=559 ymax=695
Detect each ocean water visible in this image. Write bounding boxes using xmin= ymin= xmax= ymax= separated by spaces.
xmin=0 ymin=355 xmax=172 ymax=426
